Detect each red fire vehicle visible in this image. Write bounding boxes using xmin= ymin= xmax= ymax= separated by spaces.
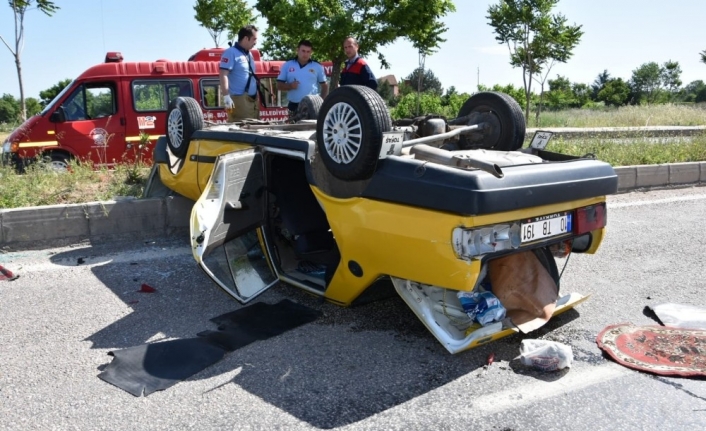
xmin=1 ymin=48 xmax=332 ymax=170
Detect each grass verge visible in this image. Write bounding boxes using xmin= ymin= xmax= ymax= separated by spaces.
xmin=537 ymin=104 xmax=706 ymax=128
xmin=0 ymin=160 xmax=150 ymax=209
xmin=545 ymin=133 xmax=706 ymax=167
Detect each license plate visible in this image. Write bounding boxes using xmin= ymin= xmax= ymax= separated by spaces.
xmin=521 ymin=212 xmax=572 ymax=243
xmin=378 ymin=132 xmax=404 ymax=159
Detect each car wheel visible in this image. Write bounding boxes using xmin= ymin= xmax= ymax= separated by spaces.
xmin=316 ymin=85 xmax=391 ymax=181
xmin=457 ymin=91 xmax=525 ymax=151
xmin=296 ymin=95 xmax=323 ymax=120
xmin=166 ymin=97 xmax=203 ymax=158
xmin=533 ymin=246 xmax=560 ymax=292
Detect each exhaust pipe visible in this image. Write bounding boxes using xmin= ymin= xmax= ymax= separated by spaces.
xmin=409 ymin=144 xmax=504 ymax=178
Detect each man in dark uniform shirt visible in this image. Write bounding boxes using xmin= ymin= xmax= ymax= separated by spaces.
xmin=339 ymin=37 xmax=378 ymax=90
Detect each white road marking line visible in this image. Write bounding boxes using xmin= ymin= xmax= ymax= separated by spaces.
xmin=610 ymin=194 xmax=706 ymax=209
xmin=472 ymin=363 xmax=628 ymax=416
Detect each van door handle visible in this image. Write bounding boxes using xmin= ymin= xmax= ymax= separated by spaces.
xmin=120 ymin=117 xmax=126 ymax=126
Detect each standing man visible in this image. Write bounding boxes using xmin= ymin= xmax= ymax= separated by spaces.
xmin=339 ymin=37 xmax=378 ymax=90
xmin=276 ymin=39 xmax=329 ymax=114
xmin=219 ymin=25 xmax=259 ymax=121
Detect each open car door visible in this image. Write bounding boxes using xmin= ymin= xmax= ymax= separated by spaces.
xmin=190 ymin=148 xmax=277 ymax=303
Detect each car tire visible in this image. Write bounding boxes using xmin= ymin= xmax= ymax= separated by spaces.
xmin=316 ymin=85 xmax=392 ymax=181
xmin=457 ymin=91 xmax=525 ymax=151
xmin=297 ymin=95 xmax=323 ymax=120
xmin=166 ymin=96 xmax=203 ymax=159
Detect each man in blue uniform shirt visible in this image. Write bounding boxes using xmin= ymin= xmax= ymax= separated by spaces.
xmin=277 ymin=40 xmax=329 ymax=114
xmin=219 ymin=25 xmax=259 ymax=121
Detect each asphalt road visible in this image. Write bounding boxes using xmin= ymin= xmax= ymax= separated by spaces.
xmin=1 ymin=186 xmax=706 ymax=431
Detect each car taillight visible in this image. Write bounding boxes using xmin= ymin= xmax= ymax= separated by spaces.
xmin=575 ymin=203 xmax=606 ymax=235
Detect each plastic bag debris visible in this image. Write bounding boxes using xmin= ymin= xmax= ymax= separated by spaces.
xmin=649 ymin=303 xmax=706 ymax=330
xmin=519 ymin=339 xmax=573 ymax=371
xmin=457 ymin=291 xmax=506 ymax=326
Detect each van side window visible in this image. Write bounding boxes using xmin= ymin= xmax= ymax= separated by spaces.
xmin=258 ymin=77 xmax=280 ymax=108
xmin=86 ymin=85 xmax=116 ymax=119
xmin=133 ymin=80 xmax=193 ymax=112
xmin=200 ymin=79 xmax=220 ymax=108
xmin=167 ymin=81 xmax=192 ymax=105
xmin=61 ymin=83 xmax=116 ymax=121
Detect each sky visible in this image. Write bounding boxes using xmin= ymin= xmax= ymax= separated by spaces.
xmin=1 ymin=0 xmax=705 ymax=99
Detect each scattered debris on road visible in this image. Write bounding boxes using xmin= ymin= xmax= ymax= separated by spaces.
xmin=139 ymin=283 xmax=157 ymax=293
xmin=0 ymin=264 xmax=19 ymax=281
xmin=596 ymin=323 xmax=706 ymax=377
xmin=519 ymin=339 xmax=573 ymax=371
xmin=648 ymin=303 xmax=706 ymax=330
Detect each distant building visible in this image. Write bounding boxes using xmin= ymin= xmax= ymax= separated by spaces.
xmin=378 ymin=74 xmax=399 ymax=96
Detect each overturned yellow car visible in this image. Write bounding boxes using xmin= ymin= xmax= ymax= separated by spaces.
xmin=146 ymin=86 xmax=617 ymax=353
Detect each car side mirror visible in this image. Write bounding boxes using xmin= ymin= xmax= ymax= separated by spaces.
xmin=50 ymin=107 xmax=66 ymax=123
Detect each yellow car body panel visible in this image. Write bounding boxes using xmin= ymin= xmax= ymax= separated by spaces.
xmin=313 ymin=185 xmax=607 ymax=306
xmin=159 ymin=139 xmax=251 ymax=202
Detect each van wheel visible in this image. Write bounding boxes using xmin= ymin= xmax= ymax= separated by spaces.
xmin=296 ymin=95 xmax=323 ymax=120
xmin=316 ymin=85 xmax=392 ymax=181
xmin=43 ymin=152 xmax=71 ymax=172
xmin=166 ymin=97 xmax=203 ymax=158
xmin=457 ymin=92 xmax=525 ymax=151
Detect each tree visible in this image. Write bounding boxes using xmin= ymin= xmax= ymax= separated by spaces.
xmin=1 ymin=0 xmax=59 ymax=122
xmin=597 ymin=78 xmax=630 ymax=106
xmin=440 ymin=86 xmax=471 ymax=116
xmin=544 ymin=77 xmax=591 ymax=110
xmin=571 ymin=82 xmax=591 ymax=107
xmin=403 ymin=67 xmax=444 ymax=96
xmin=39 ymin=78 xmax=71 ymax=107
xmin=678 ymin=80 xmax=706 ymax=103
xmin=630 ymin=62 xmax=662 ymax=104
xmin=544 ymin=75 xmax=573 ymax=110
xmin=25 ymin=97 xmax=40 ymax=116
xmin=193 ymin=0 xmax=256 ymax=47
xmin=0 ymin=93 xmax=20 ymax=123
xmin=661 ymin=60 xmax=682 ymax=97
xmin=591 ymin=70 xmax=610 ymax=100
xmin=390 ymin=92 xmax=445 ymax=119
xmin=376 ymin=79 xmax=395 ymax=104
xmin=630 ymin=61 xmax=681 ymax=104
xmin=487 ymin=0 xmax=583 ymax=120
xmin=701 ymin=50 xmax=706 ymax=65
xmin=255 ymin=0 xmax=456 ymax=88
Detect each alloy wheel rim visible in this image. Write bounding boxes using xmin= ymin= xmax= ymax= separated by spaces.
xmin=322 ymin=102 xmax=362 ymax=164
xmin=167 ymin=109 xmax=184 ymax=149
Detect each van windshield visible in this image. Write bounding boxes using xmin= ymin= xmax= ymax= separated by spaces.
xmin=39 ymin=79 xmax=76 ymax=116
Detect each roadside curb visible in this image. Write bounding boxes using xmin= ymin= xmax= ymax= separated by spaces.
xmin=1 ymin=163 xmax=704 ymax=251
xmin=1 ymin=195 xmax=193 ymax=252
xmin=525 ymin=125 xmax=706 ymax=139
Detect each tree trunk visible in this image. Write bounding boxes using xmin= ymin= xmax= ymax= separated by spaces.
xmin=16 ymin=55 xmax=26 ymax=121
xmin=535 ymin=83 xmax=544 ymax=127
xmin=522 ymin=67 xmax=531 ymax=121
xmin=329 ymin=59 xmax=344 ymax=90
